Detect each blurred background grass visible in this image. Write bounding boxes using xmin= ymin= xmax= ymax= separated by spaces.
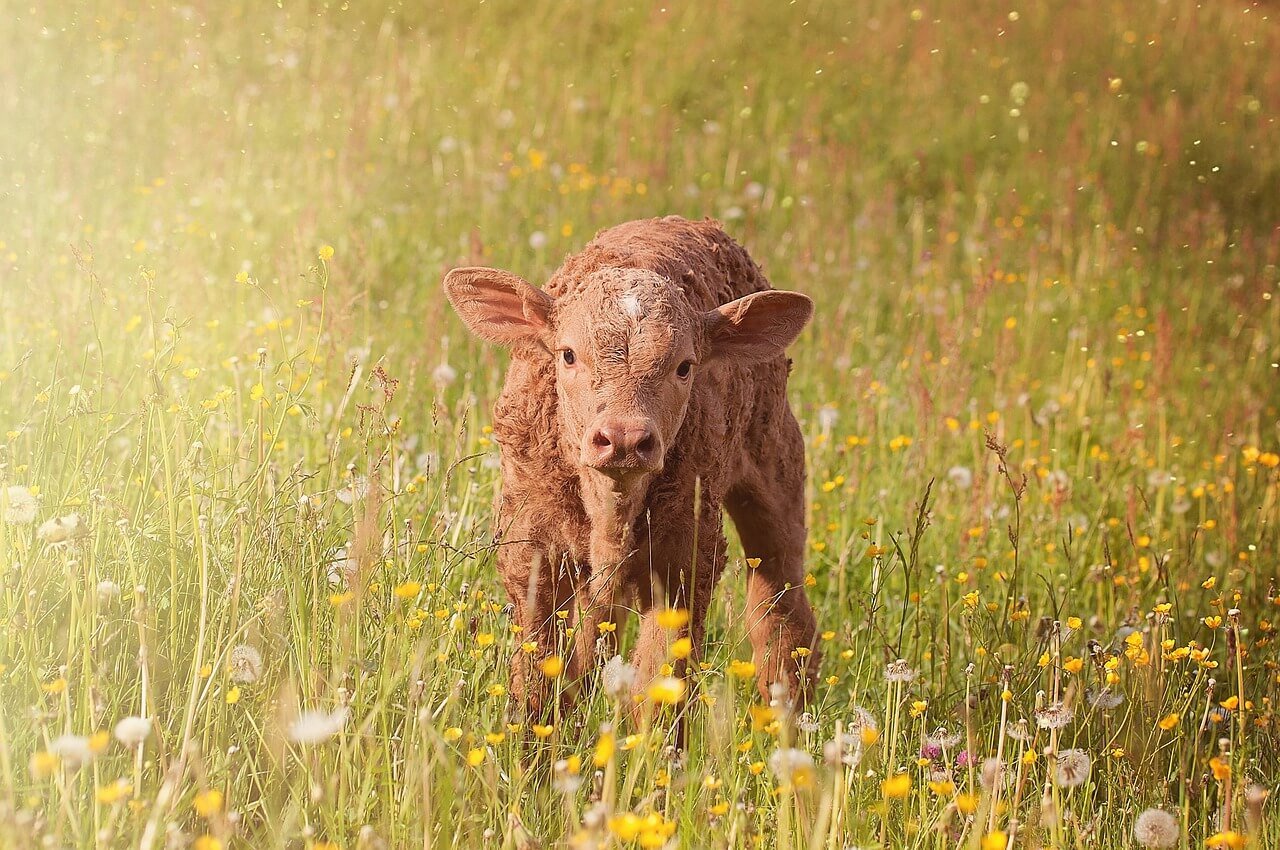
xmin=1 ymin=1 xmax=1279 ymax=848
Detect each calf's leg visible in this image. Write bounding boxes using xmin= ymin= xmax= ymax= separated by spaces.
xmin=726 ymin=412 xmax=820 ymax=707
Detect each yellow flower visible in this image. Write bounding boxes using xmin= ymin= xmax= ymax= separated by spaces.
xmin=225 ymin=686 xmax=241 ymax=705
xmin=193 ymin=789 xmax=223 ymax=818
xmin=476 ymin=632 xmax=495 ymax=647
xmin=96 ymin=778 xmax=132 ymax=805
xmin=1064 ymin=656 xmax=1084 ymax=674
xmin=1220 ymin=695 xmax=1239 ymax=710
xmin=1206 ymin=832 xmax=1246 ymax=849
xmin=593 ymin=731 xmax=615 ymax=767
xmin=29 ymin=751 xmax=58 ymax=779
xmin=484 ymin=732 xmax=505 ymax=745
xmin=910 ymin=700 xmax=928 ymax=717
xmin=956 ymin=793 xmax=979 ymax=814
xmin=42 ymin=677 xmax=67 ymax=694
xmin=89 ymin=730 xmax=110 ymax=754
xmin=647 ymin=676 xmax=687 ymax=704
xmin=656 ymin=608 xmax=689 ymax=630
xmin=193 ymin=838 xmax=222 ymax=850
xmin=318 ymin=245 xmax=335 ymax=261
xmin=928 ymin=780 xmax=956 ymax=796
xmin=728 ymin=659 xmax=756 ymax=678
xmin=394 ymin=581 xmax=421 ymax=599
xmin=670 ymin=637 xmax=692 ymax=660
xmin=1209 ymin=756 xmax=1231 ymax=782
xmin=981 ymin=831 xmax=1009 ymax=850
xmin=540 ymin=655 xmax=565 ymax=678
xmin=532 ymin=724 xmax=554 ymax=739
xmin=597 ymin=621 xmax=616 ymax=633
xmin=881 ymin=773 xmax=911 ymax=798
xmin=1158 ymin=713 xmax=1180 ymax=731
xmin=860 ymin=726 xmax=880 ymax=746
xmin=442 ymin=727 xmax=462 ymax=742
xmin=466 ymin=748 xmax=485 ymax=767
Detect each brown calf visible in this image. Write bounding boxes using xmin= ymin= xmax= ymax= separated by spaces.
xmin=444 ymin=216 xmax=819 ymax=717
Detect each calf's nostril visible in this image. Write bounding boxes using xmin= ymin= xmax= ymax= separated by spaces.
xmin=635 ymin=433 xmax=656 ymax=457
xmin=592 ymin=430 xmax=612 ymax=450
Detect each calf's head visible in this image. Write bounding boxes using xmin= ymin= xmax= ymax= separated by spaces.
xmin=444 ymin=265 xmax=811 ymax=491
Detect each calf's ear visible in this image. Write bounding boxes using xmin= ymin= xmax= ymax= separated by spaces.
xmin=443 ymin=267 xmax=554 ymax=347
xmin=702 ymin=290 xmax=813 ymax=365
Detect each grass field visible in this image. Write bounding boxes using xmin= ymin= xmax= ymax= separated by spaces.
xmin=2 ymin=1 xmax=1279 ymax=848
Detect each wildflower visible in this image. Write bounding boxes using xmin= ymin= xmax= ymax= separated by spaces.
xmin=727 ymin=659 xmax=756 ymax=678
xmin=646 ymin=676 xmax=686 ymax=704
xmin=1035 ymin=701 xmax=1074 ymax=730
xmin=466 ymin=748 xmax=485 ymax=767
xmin=980 ymin=757 xmax=1004 ymax=790
xmin=797 ymin=712 xmax=818 ymax=733
xmin=228 ymin=644 xmax=263 ymax=683
xmin=318 ymin=245 xmax=335 ymax=261
xmin=947 ymin=465 xmax=974 ymax=489
xmin=655 ymin=608 xmax=689 ymax=630
xmin=593 ymin=728 xmax=615 ymax=767
xmin=96 ymin=778 xmax=132 ymax=805
xmin=532 ymin=724 xmax=554 ymax=739
xmin=768 ymin=747 xmax=816 ymax=789
xmin=113 ymin=716 xmax=151 ymax=747
xmin=670 ymin=637 xmax=692 ymax=659
xmin=193 ymin=789 xmax=223 ymax=818
xmin=287 ymin=707 xmax=349 ymax=745
xmin=540 ymin=655 xmax=564 ymax=678
xmin=335 ymin=476 xmax=369 ymax=505
xmin=553 ymin=755 xmax=582 ymax=793
xmin=1053 ymin=748 xmax=1092 ymax=788
xmin=3 ymin=485 xmax=37 ymax=524
xmin=1206 ymin=832 xmax=1246 ymax=849
xmin=29 ymin=751 xmax=58 ymax=779
xmin=37 ymin=513 xmax=89 ymax=544
xmin=1086 ymin=688 xmax=1124 ymax=710
xmin=97 ymin=579 xmax=121 ymax=602
xmin=1157 ymin=713 xmax=1180 ymax=731
xmin=1209 ymin=756 xmax=1231 ymax=782
xmin=884 ymin=659 xmax=918 ymax=683
xmin=1132 ymin=808 xmax=1179 ymax=848
xmin=881 ymin=773 xmax=912 ymax=798
xmin=431 ymin=362 xmax=457 ymax=386
xmin=602 ymin=655 xmax=636 ymax=698
xmin=48 ymin=734 xmax=93 ymax=768
xmin=981 ymin=832 xmax=1009 ymax=850
xmin=927 ymin=727 xmax=962 ymax=750
xmin=528 ymin=231 xmax=548 ymax=250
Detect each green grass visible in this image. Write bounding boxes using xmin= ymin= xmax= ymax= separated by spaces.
xmin=1 ymin=1 xmax=1279 ymax=848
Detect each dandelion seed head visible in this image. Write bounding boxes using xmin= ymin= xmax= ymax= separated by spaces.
xmin=884 ymin=659 xmax=918 ymax=683
xmin=229 ymin=644 xmax=264 ymax=684
xmin=288 ymin=707 xmax=349 ymax=745
xmin=1035 ymin=701 xmax=1074 ymax=730
xmin=3 ymin=485 xmax=37 ymax=524
xmin=1053 ymin=748 xmax=1092 ymax=788
xmin=113 ymin=716 xmax=152 ymax=747
xmin=37 ymin=513 xmax=89 ymax=544
xmin=48 ymin=734 xmax=93 ymax=767
xmin=601 ymin=655 xmax=636 ymax=699
xmin=1133 ymin=808 xmax=1179 ymax=848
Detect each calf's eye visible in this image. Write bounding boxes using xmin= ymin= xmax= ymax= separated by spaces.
xmin=676 ymin=360 xmax=693 ymax=379
xmin=562 ymin=349 xmax=576 ymax=366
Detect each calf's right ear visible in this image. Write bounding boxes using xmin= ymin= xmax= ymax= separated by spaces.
xmin=443 ymin=267 xmax=555 ymax=347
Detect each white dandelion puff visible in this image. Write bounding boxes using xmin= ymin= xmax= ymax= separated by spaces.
xmin=48 ymin=734 xmax=93 ymax=768
xmin=113 ymin=716 xmax=152 ymax=747
xmin=1035 ymin=702 xmax=1074 ymax=730
xmin=288 ymin=707 xmax=349 ymax=745
xmin=228 ymin=644 xmax=264 ymax=684
xmin=431 ymin=362 xmax=457 ymax=386
xmin=3 ymin=486 xmax=37 ymax=524
xmin=947 ymin=465 xmax=973 ymax=489
xmin=883 ymin=659 xmax=918 ymax=683
xmin=1132 ymin=808 xmax=1179 ymax=848
xmin=1053 ymin=748 xmax=1092 ymax=788
xmin=601 ymin=655 xmax=636 ymax=699
xmin=768 ymin=747 xmax=815 ymax=785
xmin=37 ymin=513 xmax=89 ymax=545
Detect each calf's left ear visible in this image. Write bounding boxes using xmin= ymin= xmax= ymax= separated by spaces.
xmin=443 ymin=267 xmax=555 ymax=347
xmin=702 ymin=290 xmax=813 ymax=365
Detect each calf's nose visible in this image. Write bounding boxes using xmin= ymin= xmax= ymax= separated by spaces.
xmin=584 ymin=418 xmax=661 ymax=471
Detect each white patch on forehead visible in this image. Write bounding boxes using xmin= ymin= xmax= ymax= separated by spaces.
xmin=619 ymin=292 xmax=645 ymax=321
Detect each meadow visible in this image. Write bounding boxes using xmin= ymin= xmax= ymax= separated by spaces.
xmin=1 ymin=1 xmax=1279 ymax=847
